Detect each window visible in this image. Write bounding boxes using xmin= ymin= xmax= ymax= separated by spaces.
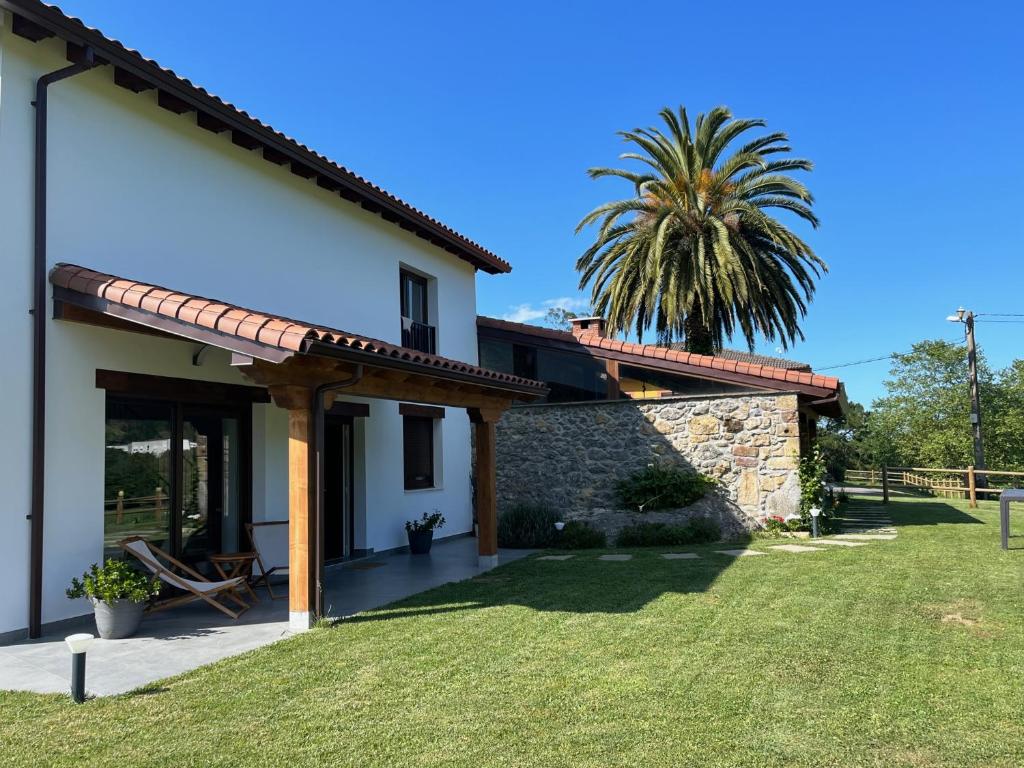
xmin=400 ymin=269 xmax=436 ymax=354
xmin=401 ymin=404 xmax=444 ymax=490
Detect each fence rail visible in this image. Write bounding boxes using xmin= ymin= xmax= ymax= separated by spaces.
xmin=842 ymin=466 xmax=1024 ymax=508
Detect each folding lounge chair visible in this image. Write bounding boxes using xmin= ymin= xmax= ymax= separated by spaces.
xmin=245 ymin=521 xmax=288 ymax=600
xmin=120 ymin=537 xmax=251 ymax=619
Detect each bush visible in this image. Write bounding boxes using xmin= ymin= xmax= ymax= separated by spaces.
xmin=615 ymin=517 xmax=721 ymax=547
xmin=616 ymin=465 xmax=714 ymax=511
xmin=406 ymin=510 xmax=446 ymax=533
xmin=557 ymin=521 xmax=606 ymax=549
xmin=66 ymin=559 xmax=161 ymax=605
xmin=497 ymin=503 xmax=559 ymax=548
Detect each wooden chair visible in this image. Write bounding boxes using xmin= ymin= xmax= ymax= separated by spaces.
xmin=120 ymin=537 xmax=250 ymax=620
xmin=245 ymin=521 xmax=289 ymax=600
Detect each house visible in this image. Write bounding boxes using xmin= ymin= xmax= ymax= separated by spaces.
xmin=476 ymin=316 xmax=845 ymax=533
xmin=0 ymin=0 xmax=546 ymax=640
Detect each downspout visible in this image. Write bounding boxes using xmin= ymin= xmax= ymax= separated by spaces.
xmin=311 ymin=365 xmax=364 ymax=619
xmin=28 ymin=47 xmax=98 ymax=638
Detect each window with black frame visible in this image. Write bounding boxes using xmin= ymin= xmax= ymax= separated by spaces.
xmin=400 ymin=269 xmax=436 ymax=354
xmin=403 ymin=415 xmax=436 ymax=489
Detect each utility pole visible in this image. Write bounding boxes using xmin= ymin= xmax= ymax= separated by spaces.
xmin=948 ymin=308 xmax=986 ymax=486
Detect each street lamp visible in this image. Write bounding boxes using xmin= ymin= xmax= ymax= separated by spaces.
xmin=64 ymin=633 xmax=94 ymax=703
xmin=947 ymin=308 xmax=986 ymax=484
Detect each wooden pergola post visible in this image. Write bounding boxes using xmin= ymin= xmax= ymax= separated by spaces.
xmin=469 ymin=407 xmax=503 ymax=569
xmin=271 ymin=385 xmax=316 ymax=632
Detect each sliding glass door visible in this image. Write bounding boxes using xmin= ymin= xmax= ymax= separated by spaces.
xmin=104 ymin=395 xmax=250 ymax=568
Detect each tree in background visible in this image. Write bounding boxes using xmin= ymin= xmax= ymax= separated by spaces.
xmin=576 ymin=105 xmax=826 ymax=354
xmin=819 ymin=340 xmax=1024 ymax=474
xmin=543 ymin=307 xmax=581 ymax=331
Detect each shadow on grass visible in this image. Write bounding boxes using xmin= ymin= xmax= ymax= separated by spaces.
xmin=879 ymin=497 xmax=983 ymax=526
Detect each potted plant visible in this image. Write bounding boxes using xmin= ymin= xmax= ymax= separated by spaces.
xmin=405 ymin=510 xmax=446 ymax=555
xmin=66 ymin=559 xmax=161 ymax=639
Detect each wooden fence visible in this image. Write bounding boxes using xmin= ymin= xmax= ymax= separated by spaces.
xmin=843 ymin=466 xmax=1024 ymax=508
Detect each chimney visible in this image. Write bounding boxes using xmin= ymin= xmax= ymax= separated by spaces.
xmin=569 ymin=317 xmax=607 ymax=338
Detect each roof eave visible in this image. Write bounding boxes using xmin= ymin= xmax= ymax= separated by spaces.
xmin=2 ymin=0 xmax=511 ymax=275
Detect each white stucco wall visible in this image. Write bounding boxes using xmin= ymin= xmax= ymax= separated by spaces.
xmin=0 ymin=19 xmax=478 ymax=634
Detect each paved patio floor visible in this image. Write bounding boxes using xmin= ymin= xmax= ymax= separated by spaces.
xmin=0 ymin=536 xmax=532 ymax=697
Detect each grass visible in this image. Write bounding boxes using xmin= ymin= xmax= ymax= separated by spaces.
xmin=2 ymin=494 xmax=1023 ymax=767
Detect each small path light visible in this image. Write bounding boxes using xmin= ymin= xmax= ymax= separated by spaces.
xmin=554 ymin=521 xmax=566 ymax=531
xmin=64 ymin=633 xmax=94 ymax=703
xmin=810 ymin=506 xmax=822 ymax=539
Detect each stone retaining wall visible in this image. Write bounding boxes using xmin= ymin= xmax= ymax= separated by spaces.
xmin=494 ymin=392 xmax=803 ymax=538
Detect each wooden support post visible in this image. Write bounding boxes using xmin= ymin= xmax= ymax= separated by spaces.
xmin=967 ymin=465 xmax=978 ymax=508
xmin=116 ymin=490 xmax=124 ymax=525
xmin=881 ymin=465 xmax=889 ymax=504
xmin=469 ymin=407 xmax=503 ymax=569
xmin=605 ymin=360 xmax=620 ymax=401
xmin=269 ymin=385 xmax=317 ymax=632
xmin=154 ymin=485 xmax=164 ymax=523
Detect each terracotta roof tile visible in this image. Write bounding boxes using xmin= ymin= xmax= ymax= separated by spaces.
xmin=476 ymin=315 xmax=842 ymax=394
xmin=51 ymin=264 xmax=545 ymax=392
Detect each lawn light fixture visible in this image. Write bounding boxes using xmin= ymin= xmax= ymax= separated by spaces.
xmin=809 ymin=506 xmax=822 ymax=539
xmin=64 ymin=633 xmax=94 ymax=703
xmin=554 ymin=521 xmax=566 ymax=531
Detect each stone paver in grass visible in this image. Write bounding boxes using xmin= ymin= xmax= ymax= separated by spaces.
xmin=814 ymin=539 xmax=869 ymax=547
xmin=835 ymin=533 xmax=898 ymax=541
xmin=769 ymin=544 xmax=826 ymax=553
xmin=537 ymin=555 xmax=574 ymax=561
xmin=716 ymin=549 xmax=767 ymax=557
xmin=598 ymin=554 xmax=633 ymax=561
xmin=661 ymin=553 xmax=700 ymax=560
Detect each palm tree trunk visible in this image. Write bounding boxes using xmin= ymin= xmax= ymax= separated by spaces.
xmin=684 ymin=312 xmax=715 ymax=356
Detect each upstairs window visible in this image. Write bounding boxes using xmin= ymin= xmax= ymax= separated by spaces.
xmin=400 ymin=270 xmax=436 ymax=354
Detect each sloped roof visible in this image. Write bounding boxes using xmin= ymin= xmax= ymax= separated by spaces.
xmin=668 ymin=344 xmax=811 ymax=371
xmin=5 ymin=0 xmax=511 ymax=274
xmin=51 ymin=264 xmax=547 ymax=393
xmin=477 ymin=316 xmax=841 ymax=396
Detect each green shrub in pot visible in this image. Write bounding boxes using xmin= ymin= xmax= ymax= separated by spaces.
xmin=66 ymin=559 xmax=161 ymax=639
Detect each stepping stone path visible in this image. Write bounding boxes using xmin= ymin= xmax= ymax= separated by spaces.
xmin=769 ymin=544 xmax=825 ymax=553
xmin=537 ymin=555 xmax=574 ymax=561
xmin=814 ymin=539 xmax=868 ymax=547
xmin=598 ymin=554 xmax=633 ymax=561
xmin=661 ymin=553 xmax=700 ymax=560
xmin=717 ymin=549 xmax=766 ymax=557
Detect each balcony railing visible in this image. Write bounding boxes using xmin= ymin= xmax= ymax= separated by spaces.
xmin=402 ymin=319 xmax=436 ymax=355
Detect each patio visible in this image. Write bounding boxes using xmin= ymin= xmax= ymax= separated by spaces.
xmin=0 ymin=536 xmax=533 ymax=697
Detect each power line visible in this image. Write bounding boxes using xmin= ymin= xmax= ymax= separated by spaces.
xmin=977 ymin=313 xmax=1024 ymax=317
xmin=815 ymin=337 xmax=965 ymax=371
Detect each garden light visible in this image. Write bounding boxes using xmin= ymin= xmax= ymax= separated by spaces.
xmin=554 ymin=522 xmax=566 ymax=531
xmin=809 ymin=506 xmax=821 ymax=539
xmin=64 ymin=633 xmax=94 ymax=703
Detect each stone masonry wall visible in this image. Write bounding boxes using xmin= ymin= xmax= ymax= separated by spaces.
xmin=494 ymin=392 xmax=803 ymax=538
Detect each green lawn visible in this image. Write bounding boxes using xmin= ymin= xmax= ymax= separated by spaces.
xmin=2 ymin=495 xmax=1023 ymax=767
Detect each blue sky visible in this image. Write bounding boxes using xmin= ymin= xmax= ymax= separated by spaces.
xmin=58 ymin=0 xmax=1024 ymax=405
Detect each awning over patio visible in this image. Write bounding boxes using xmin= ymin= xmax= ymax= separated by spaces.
xmin=50 ymin=263 xmax=548 ymax=630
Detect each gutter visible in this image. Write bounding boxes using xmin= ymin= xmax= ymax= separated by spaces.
xmin=28 ymin=47 xmax=98 ymax=638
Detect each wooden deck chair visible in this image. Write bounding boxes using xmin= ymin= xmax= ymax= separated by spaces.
xmin=120 ymin=537 xmax=250 ymax=620
xmin=245 ymin=521 xmax=288 ymax=600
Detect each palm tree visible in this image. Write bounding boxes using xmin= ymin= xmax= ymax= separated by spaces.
xmin=575 ymin=105 xmax=826 ymax=355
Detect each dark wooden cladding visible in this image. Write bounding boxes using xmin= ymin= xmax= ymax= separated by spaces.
xmin=96 ymin=369 xmax=271 ymax=404
xmin=157 ymin=90 xmax=194 ymax=114
xmin=196 ymin=111 xmax=230 ymax=133
xmin=398 ymin=403 xmax=446 ymax=420
xmin=113 ymin=66 xmax=153 ymax=93
xmin=328 ymin=401 xmax=370 ymax=418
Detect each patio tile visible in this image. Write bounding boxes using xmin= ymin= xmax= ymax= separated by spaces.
xmin=537 ymin=555 xmax=574 ymax=561
xmin=598 ymin=554 xmax=633 ymax=561
xmin=769 ymin=544 xmax=826 ymax=553
xmin=716 ymin=549 xmax=766 ymax=557
xmin=661 ymin=553 xmax=700 ymax=560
